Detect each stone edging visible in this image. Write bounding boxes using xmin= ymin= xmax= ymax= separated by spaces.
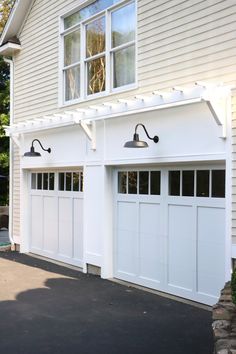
xmin=212 ymin=282 xmax=236 ymax=354
xmin=0 ymin=244 xmax=11 ymax=252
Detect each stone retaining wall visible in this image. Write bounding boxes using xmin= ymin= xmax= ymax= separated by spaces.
xmin=212 ymin=282 xmax=236 ymax=353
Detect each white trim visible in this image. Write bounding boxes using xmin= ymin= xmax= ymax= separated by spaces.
xmin=225 ymin=94 xmax=232 ymax=279
xmin=0 ymin=42 xmax=21 ymax=56
xmin=80 ymin=120 xmax=96 ymax=150
xmin=103 ymin=153 xmax=226 ymax=166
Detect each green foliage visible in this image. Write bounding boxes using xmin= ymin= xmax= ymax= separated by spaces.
xmin=0 ymin=0 xmax=14 ymax=205
xmin=231 ymin=268 xmax=236 ymax=305
xmin=0 ymin=0 xmax=15 ymax=34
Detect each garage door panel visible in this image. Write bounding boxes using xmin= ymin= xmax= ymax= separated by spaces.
xmin=197 ymin=206 xmax=225 ymax=297
xmin=73 ymin=198 xmax=83 ymax=261
xmin=31 ymin=196 xmax=43 ymax=250
xmin=139 ymin=203 xmax=164 ymax=283
xmin=43 ymin=196 xmax=58 ymax=254
xmin=168 ymin=205 xmax=195 ymax=291
xmin=58 ymin=197 xmax=73 ymax=258
xmin=116 ymin=201 xmax=137 ymax=276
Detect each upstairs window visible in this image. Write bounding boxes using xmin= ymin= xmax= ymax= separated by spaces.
xmin=61 ymin=0 xmax=136 ymax=104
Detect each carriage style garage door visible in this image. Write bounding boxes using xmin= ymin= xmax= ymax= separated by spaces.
xmin=114 ymin=166 xmax=226 ymax=305
xmin=29 ymin=170 xmax=83 ymax=268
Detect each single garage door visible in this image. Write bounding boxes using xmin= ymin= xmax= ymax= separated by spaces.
xmin=30 ymin=170 xmax=83 ymax=268
xmin=114 ymin=166 xmax=225 ymax=305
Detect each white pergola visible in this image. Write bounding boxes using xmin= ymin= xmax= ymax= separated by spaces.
xmin=5 ymin=82 xmax=230 ymax=151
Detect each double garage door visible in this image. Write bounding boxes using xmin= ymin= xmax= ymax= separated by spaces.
xmin=29 ymin=165 xmax=225 ymax=305
xmin=114 ymin=166 xmax=226 ymax=305
xmin=29 ymin=170 xmax=83 ymax=268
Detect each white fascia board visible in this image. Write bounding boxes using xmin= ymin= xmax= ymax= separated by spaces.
xmin=0 ymin=0 xmax=34 ymax=46
xmin=0 ymin=42 xmax=21 ymax=56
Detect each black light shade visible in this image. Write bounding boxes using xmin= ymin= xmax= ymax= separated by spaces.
xmin=124 ymin=124 xmax=159 ymax=148
xmin=24 ymin=146 xmax=41 ymax=157
xmin=124 ymin=133 xmax=149 ymax=148
xmin=24 ymin=139 xmax=51 ymax=157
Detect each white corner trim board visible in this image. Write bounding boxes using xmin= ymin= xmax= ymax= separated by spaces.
xmin=4 ymin=83 xmax=231 ymax=140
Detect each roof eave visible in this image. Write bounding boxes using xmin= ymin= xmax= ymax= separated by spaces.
xmin=0 ymin=0 xmax=34 ymax=46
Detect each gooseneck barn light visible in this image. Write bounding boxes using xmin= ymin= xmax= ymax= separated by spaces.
xmin=124 ymin=123 xmax=159 ymax=148
xmin=24 ymin=139 xmax=51 ymax=157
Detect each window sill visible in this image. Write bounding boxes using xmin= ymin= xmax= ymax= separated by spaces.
xmin=58 ymin=83 xmax=138 ymax=109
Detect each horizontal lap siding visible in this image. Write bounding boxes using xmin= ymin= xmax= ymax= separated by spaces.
xmin=12 ymin=0 xmax=236 ymax=242
xmin=137 ymin=0 xmax=236 ymax=92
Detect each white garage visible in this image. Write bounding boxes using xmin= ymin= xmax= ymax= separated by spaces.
xmin=29 ymin=170 xmax=84 ymax=268
xmin=114 ymin=165 xmax=225 ymax=305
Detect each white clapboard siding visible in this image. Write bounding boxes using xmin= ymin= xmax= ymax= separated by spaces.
xmin=12 ymin=0 xmax=236 ymax=242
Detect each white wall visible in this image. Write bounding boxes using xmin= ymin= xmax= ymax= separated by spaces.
xmin=21 ymin=103 xmax=226 ymax=170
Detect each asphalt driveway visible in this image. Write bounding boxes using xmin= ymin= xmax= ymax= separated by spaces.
xmin=0 ymin=252 xmax=213 ymax=354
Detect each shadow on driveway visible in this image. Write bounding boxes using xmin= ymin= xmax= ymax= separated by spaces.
xmin=0 ymin=252 xmax=213 ymax=354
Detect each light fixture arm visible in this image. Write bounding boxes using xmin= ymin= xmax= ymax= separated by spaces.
xmin=31 ymin=139 xmax=51 ymax=153
xmin=134 ymin=124 xmax=159 ymax=143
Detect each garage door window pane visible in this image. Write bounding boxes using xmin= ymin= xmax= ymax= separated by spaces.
xmin=212 ymin=170 xmax=225 ymax=198
xmin=139 ymin=171 xmax=149 ymax=194
xmin=37 ymin=173 xmax=42 ymax=190
xmin=197 ymin=170 xmax=209 ymax=197
xmin=182 ymin=171 xmax=194 ymax=197
xmin=31 ymin=173 xmax=36 ymax=189
xmin=169 ymin=171 xmax=180 ymax=196
xmin=73 ymin=173 xmax=80 ymax=191
xmin=59 ymin=173 xmax=65 ymax=191
xmin=66 ymin=173 xmax=72 ymax=191
xmin=151 ymin=171 xmax=160 ymax=195
xmin=118 ymin=172 xmax=127 ymax=194
xmin=49 ymin=173 xmax=54 ymax=191
xmin=43 ymin=173 xmax=48 ymax=190
xmin=128 ymin=171 xmax=137 ymax=194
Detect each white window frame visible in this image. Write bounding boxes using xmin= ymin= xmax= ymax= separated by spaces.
xmin=59 ymin=0 xmax=137 ymax=107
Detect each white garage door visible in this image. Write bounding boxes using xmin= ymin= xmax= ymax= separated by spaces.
xmin=114 ymin=166 xmax=225 ymax=305
xmin=30 ymin=170 xmax=83 ymax=268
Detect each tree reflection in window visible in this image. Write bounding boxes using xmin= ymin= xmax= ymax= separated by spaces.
xmin=87 ymin=57 xmax=106 ymax=95
xmin=86 ymin=17 xmax=106 ymax=94
xmin=128 ymin=171 xmax=137 ymax=194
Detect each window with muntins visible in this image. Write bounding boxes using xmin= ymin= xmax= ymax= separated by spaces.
xmin=31 ymin=173 xmax=55 ymax=191
xmin=168 ymin=169 xmax=225 ymax=198
xmin=61 ymin=0 xmax=136 ymax=104
xmin=118 ymin=171 xmax=161 ymax=195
